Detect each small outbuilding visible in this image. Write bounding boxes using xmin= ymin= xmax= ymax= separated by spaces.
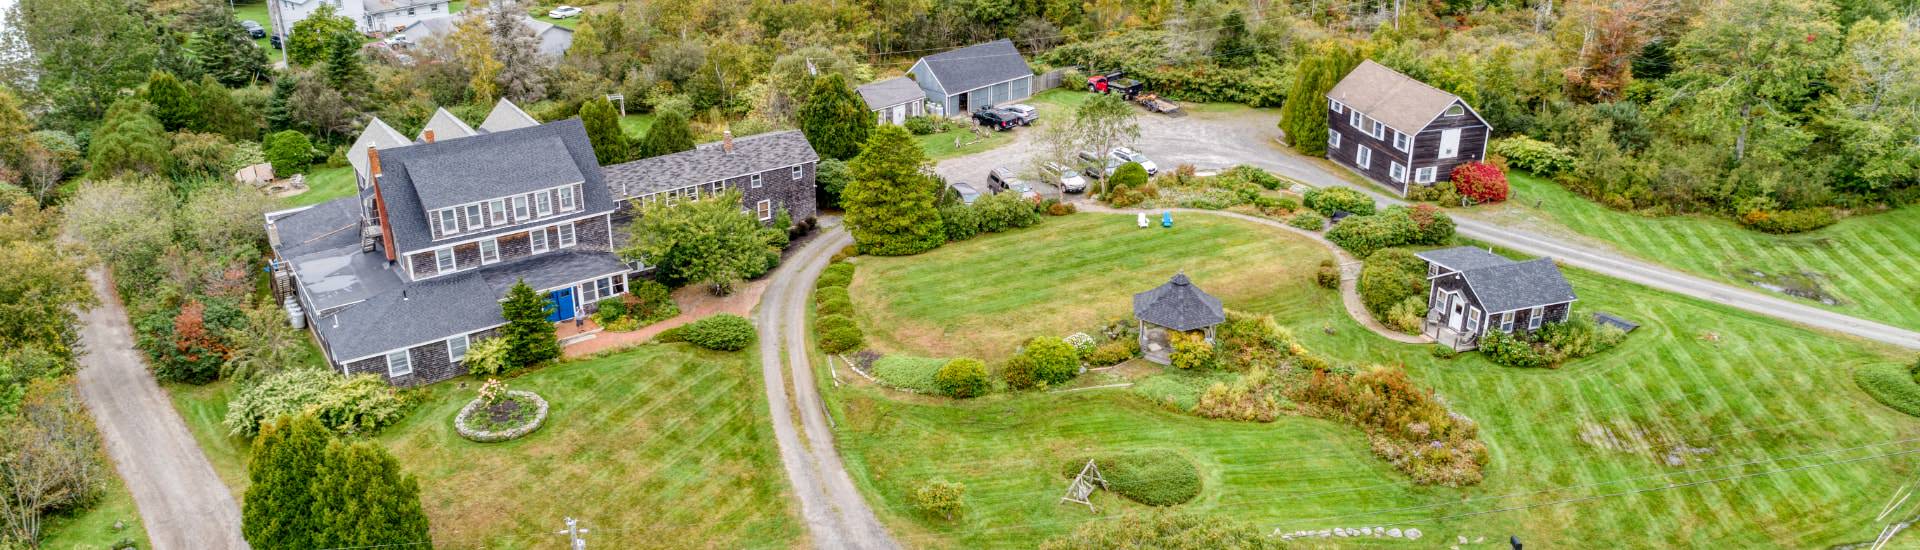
xmin=857 ymin=77 xmax=929 ymax=125
xmin=1133 ymin=273 xmax=1226 ymax=365
xmin=909 ymin=39 xmax=1033 ymax=117
xmin=1415 ymin=246 xmax=1577 ymax=351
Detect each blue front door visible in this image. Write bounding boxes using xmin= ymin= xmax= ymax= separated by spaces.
xmin=547 ymin=288 xmax=575 ymax=322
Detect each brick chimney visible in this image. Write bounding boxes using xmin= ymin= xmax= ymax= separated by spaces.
xmin=366 ymin=148 xmax=398 ymax=262
xmin=722 ymin=130 xmax=734 ymax=154
xmin=424 ymin=129 xmax=436 ymax=143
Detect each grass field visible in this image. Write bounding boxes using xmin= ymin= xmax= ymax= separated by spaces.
xmin=829 ymin=211 xmax=1920 ymax=548
xmin=170 ymin=344 xmax=800 ymax=549
xmin=280 ymin=164 xmax=357 ymax=207
xmin=37 ymin=472 xmax=151 ymax=550
xmin=848 ymin=213 xmax=1329 ymax=362
xmin=1482 ymin=173 xmax=1920 ymax=331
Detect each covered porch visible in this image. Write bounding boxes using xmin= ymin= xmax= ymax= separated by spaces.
xmin=1425 ymin=309 xmax=1479 ymax=351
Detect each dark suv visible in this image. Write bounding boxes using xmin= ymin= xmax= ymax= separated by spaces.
xmin=972 ymin=107 xmax=1022 ymax=131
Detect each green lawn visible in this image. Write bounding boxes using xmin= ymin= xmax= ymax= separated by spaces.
xmin=170 ymin=344 xmax=800 ymax=549
xmin=281 ymin=164 xmax=357 ymax=207
xmin=1481 ymin=173 xmax=1920 ymax=331
xmin=618 ymin=113 xmax=656 ymax=137
xmin=37 ymin=473 xmax=151 ymax=550
xmin=829 ymin=211 xmax=1920 ymax=548
xmin=917 ymin=125 xmax=1017 ymax=161
xmin=848 ymin=213 xmax=1330 ymax=362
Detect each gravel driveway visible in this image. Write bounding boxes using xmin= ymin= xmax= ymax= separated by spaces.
xmin=75 ymin=269 xmax=248 ymax=550
xmin=935 ymin=104 xmax=1291 ymax=198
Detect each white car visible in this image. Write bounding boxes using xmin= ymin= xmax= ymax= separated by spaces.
xmin=1109 ymin=147 xmax=1159 ymax=175
xmin=1046 ymin=162 xmax=1088 ymax=193
xmin=547 ymin=5 xmax=583 ymax=18
xmin=383 ymin=33 xmax=414 ymax=47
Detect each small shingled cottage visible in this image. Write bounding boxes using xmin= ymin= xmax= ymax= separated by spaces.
xmin=1133 ymin=273 xmax=1226 ymax=365
xmin=1416 ymin=247 xmax=1577 ymax=351
xmin=908 ymin=39 xmax=1034 ymax=117
xmin=1325 ymin=60 xmax=1490 ymax=196
xmin=857 ymin=77 xmax=929 ymax=125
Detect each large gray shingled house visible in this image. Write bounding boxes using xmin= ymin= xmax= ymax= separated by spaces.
xmin=909 ymin=39 xmax=1034 ymax=117
xmin=1416 ymin=247 xmax=1577 ymax=351
xmin=267 ymin=100 xmax=820 ymax=387
xmin=1326 ymin=60 xmax=1490 ymax=196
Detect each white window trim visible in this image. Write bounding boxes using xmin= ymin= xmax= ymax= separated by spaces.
xmin=386 ymin=350 xmax=412 ymax=377
xmin=1349 ymin=110 xmax=1362 ymax=128
xmin=557 ymin=223 xmax=576 ymax=248
xmin=756 ymin=199 xmax=773 ymax=221
xmin=465 ymin=204 xmax=482 ymax=227
xmin=488 ymin=199 xmax=507 ymax=225
xmin=1369 ymin=119 xmax=1385 ymax=140
xmin=558 ymin=186 xmax=575 ymax=212
xmin=1356 ymin=146 xmax=1372 ymax=169
xmin=535 ymin=192 xmax=552 ymax=216
xmin=435 ymin=248 xmax=455 ymax=271
xmin=1468 ymin=307 xmax=1482 ymax=333
xmin=479 ymin=238 xmax=499 ymax=264
xmin=750 ymin=173 xmax=763 ymax=188
xmin=1329 ymin=131 xmax=1341 ymax=149
xmin=1501 ymin=312 xmax=1515 ymax=332
xmin=1390 ymin=162 xmax=1407 ymax=183
xmin=1392 ymin=130 xmax=1410 ymax=152
xmin=1415 ymin=166 xmax=1438 ymax=184
xmin=438 ymin=209 xmax=459 ymax=235
xmin=447 ymin=334 xmax=469 ymax=361
xmin=791 ymin=165 xmax=803 ymax=179
xmin=1529 ymin=306 xmax=1545 ymax=329
xmin=530 ymin=228 xmax=549 ymax=253
xmin=1330 ymin=99 xmax=1345 ymax=113
xmin=512 ymin=196 xmax=529 ymax=220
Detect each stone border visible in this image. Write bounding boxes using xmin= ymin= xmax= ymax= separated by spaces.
xmin=455 ymin=390 xmax=549 ymax=443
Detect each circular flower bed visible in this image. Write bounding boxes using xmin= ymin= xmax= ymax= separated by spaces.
xmin=455 ymin=390 xmax=549 ymax=443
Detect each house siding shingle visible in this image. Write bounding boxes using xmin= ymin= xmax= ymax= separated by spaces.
xmin=342 ymin=328 xmax=499 ymax=387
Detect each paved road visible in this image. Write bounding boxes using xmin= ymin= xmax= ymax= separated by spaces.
xmin=937 ymin=104 xmax=1920 ymax=350
xmin=754 ymin=227 xmax=897 ymax=550
xmin=74 ymin=269 xmax=248 ymax=550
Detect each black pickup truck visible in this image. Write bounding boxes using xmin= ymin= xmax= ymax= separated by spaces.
xmin=972 ymin=107 xmax=1022 ymax=131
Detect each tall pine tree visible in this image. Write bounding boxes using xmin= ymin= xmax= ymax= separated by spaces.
xmin=1278 ymin=44 xmax=1362 ymax=156
xmin=143 ymin=71 xmax=199 ymax=132
xmin=798 ymin=74 xmax=873 ymax=161
xmin=500 ymin=280 xmax=560 ymax=369
xmin=843 ymin=125 xmax=943 ymax=255
xmin=309 ymin=441 xmax=432 ymax=548
xmin=323 ymin=31 xmax=370 ymax=92
xmin=1214 ymin=10 xmax=1251 ymax=67
xmin=241 ymin=415 xmax=331 ymax=549
xmin=579 ymin=97 xmax=630 ymax=164
xmin=183 ymin=0 xmax=268 ymax=87
xmin=636 ymin=110 xmax=695 ymax=159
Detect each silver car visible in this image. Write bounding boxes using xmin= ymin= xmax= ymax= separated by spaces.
xmin=947 ymin=182 xmax=982 ymax=205
xmin=1003 ymin=104 xmax=1038 ymax=125
xmin=1109 ymin=147 xmax=1159 ymax=175
xmin=1046 ymin=162 xmax=1088 ymax=193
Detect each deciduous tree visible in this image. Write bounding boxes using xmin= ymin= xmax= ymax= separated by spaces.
xmin=798 ymin=74 xmax=873 ymax=161
xmin=500 ymin=280 xmax=561 ymax=369
xmin=287 ymin=3 xmax=357 ymax=67
xmin=843 ymin=126 xmax=943 ymax=255
xmin=1070 ymin=94 xmax=1139 ymax=195
xmin=1669 ymin=0 xmax=1837 ymax=164
xmin=0 ymin=379 xmax=107 ymax=544
xmin=5 ymin=0 xmax=160 ymax=125
xmin=622 ymin=190 xmax=771 ymax=294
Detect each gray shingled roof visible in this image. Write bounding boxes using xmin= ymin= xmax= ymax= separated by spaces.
xmin=917 ymin=39 xmax=1030 ymax=94
xmin=406 ymin=134 xmax=585 ymax=209
xmin=479 ymin=99 xmax=540 ymax=133
xmin=480 ymin=250 xmax=627 ymax=297
xmin=1326 ymin=60 xmax=1468 ymax=134
xmin=269 ymin=198 xmax=360 ymax=258
xmin=1132 ymin=273 xmax=1226 ymax=331
xmin=373 ymin=118 xmax=614 ymax=254
xmin=1459 ymin=258 xmax=1577 ymax=313
xmin=418 ymin=108 xmax=477 ymax=142
xmin=1415 ymin=246 xmax=1512 ymax=273
xmin=349 ymin=118 xmax=409 ymax=182
xmin=857 ymin=77 xmax=926 ymax=110
xmin=601 ymin=130 xmax=820 ymax=200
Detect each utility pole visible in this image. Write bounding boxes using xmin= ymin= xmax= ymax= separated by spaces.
xmin=558 ymin=517 xmax=589 ymax=550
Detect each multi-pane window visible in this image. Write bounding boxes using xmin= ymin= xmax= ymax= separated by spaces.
xmin=1329 ymin=132 xmax=1341 ymax=150
xmin=1468 ymin=308 xmax=1481 ymax=333
xmin=1529 ymin=306 xmax=1545 ymax=329
xmin=465 ymin=205 xmax=482 ymax=227
xmin=435 ymin=248 xmax=455 ymax=271
xmin=479 ymin=238 xmax=499 ymax=264
xmin=1501 ymin=312 xmax=1515 ymax=332
xmin=530 ymin=228 xmax=549 ymax=253
xmin=1389 ymin=162 xmax=1407 ymax=182
xmin=557 ymin=223 xmax=576 ymax=248
xmin=512 ymin=196 xmax=529 ymax=219
xmin=1369 ymin=119 xmax=1385 ymax=139
xmin=447 ymin=334 xmax=469 ymax=361
xmin=751 ymin=173 xmax=763 ymax=188
xmin=1356 ymin=147 xmax=1372 ymax=169
xmin=791 ymin=165 xmax=803 ymax=179
xmin=756 ymin=200 xmax=773 ymax=221
xmin=1415 ymin=167 xmax=1438 ymax=183
xmin=1392 ymin=131 xmax=1410 ymax=152
xmin=488 ymin=199 xmax=507 ymax=225
xmin=558 ymin=186 xmax=575 ymax=211
xmin=438 ymin=209 xmax=459 ymax=235
xmin=535 ymin=192 xmax=552 ymax=216
xmin=1348 ymin=110 xmax=1362 ymax=128
xmin=386 ymin=350 xmax=412 ymax=377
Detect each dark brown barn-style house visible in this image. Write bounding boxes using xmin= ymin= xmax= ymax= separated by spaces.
xmin=1325 ymin=60 xmax=1490 ymax=196
xmin=1417 ymin=247 xmax=1578 ymax=351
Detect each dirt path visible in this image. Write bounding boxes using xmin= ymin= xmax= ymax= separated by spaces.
xmin=754 ymin=227 xmax=897 ymax=550
xmin=74 ymin=269 xmax=248 ymax=550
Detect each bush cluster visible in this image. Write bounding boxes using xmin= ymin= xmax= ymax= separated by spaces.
xmin=1326 ymin=205 xmax=1455 ymax=257
xmin=1738 ymin=208 xmax=1838 ymax=234
xmin=1477 ymin=317 xmax=1625 ymax=368
xmin=873 ymin=355 xmax=947 ymax=393
xmin=224 ymin=370 xmax=411 ymax=438
xmin=1450 ymin=161 xmax=1510 ymax=203
xmin=935 ymin=358 xmax=990 ymax=398
xmin=1407 ymin=180 xmax=1465 ymax=207
xmin=1168 ymin=332 xmax=1217 ymax=370
xmin=1292 ymin=365 xmax=1488 ymax=486
xmin=1357 ymin=249 xmax=1429 ymax=333
xmin=590 ymin=280 xmax=679 ymax=332
xmin=1064 ymin=450 xmax=1202 ymax=506
xmin=1490 ymin=135 xmax=1576 ymax=176
xmin=1288 ymin=209 xmax=1326 ymax=231
xmin=1023 ymin=336 xmax=1081 ymax=386
xmin=816 ymin=263 xmax=855 ymax=288
xmin=813 ymin=262 xmax=866 ymax=354
xmin=816 ymin=315 xmax=864 ymax=354
xmin=910 ymin=479 xmax=966 ymax=521
xmin=1086 ymin=339 xmax=1138 ymax=366
xmin=1303 ymin=187 xmax=1375 ymax=216
xmin=1194 ymin=365 xmax=1281 ymax=422
xmin=1858 ymin=363 xmax=1920 ymax=417
xmin=942 ymin=193 xmax=1040 ymax=240
xmin=680 ymin=314 xmax=757 ymax=351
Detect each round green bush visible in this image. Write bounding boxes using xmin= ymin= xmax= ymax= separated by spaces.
xmin=941 ymin=202 xmax=983 ymax=241
xmin=1064 ymin=450 xmax=1201 ymax=506
xmin=817 ymin=263 xmax=856 ymax=288
xmin=1858 ymin=363 xmax=1920 ymax=417
xmin=1303 ymin=187 xmax=1375 ymax=216
xmin=815 ymin=294 xmax=854 ymax=317
xmin=680 ymin=314 xmax=756 ymax=351
xmin=1109 ymin=162 xmax=1149 ymax=190
xmin=1358 ymin=248 xmax=1429 ymax=318
xmin=1023 ymin=336 xmax=1080 ymax=385
xmin=816 ymin=314 xmax=864 ymax=354
xmin=1000 ymin=355 xmax=1039 ymax=390
xmin=935 ymin=358 xmax=990 ymax=398
xmin=814 ymin=285 xmax=851 ymax=308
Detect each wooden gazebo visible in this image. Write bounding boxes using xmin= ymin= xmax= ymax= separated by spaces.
xmin=1132 ymin=273 xmax=1226 ymax=365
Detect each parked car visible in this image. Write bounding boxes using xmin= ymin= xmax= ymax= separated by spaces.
xmin=548 ymin=5 xmax=583 ymax=18
xmin=240 ymin=20 xmax=266 ymax=39
xmin=270 ymin=34 xmax=283 ymax=49
xmin=1076 ymin=150 xmax=1123 ymax=178
xmin=1109 ymin=147 xmax=1159 ymax=175
xmin=947 ymin=182 xmax=982 ymax=205
xmin=1043 ymin=162 xmax=1088 ymax=193
xmin=1003 ymin=104 xmax=1038 ymax=125
xmin=987 ymin=167 xmax=1041 ymax=201
xmin=972 ymin=107 xmax=1022 ymax=131
xmin=383 ymin=33 xmax=415 ymax=47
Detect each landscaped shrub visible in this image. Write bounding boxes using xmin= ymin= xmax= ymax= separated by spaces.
xmin=1023 ymin=336 xmax=1080 ymax=385
xmin=1168 ymin=332 xmax=1217 ymax=370
xmin=1407 ymin=180 xmax=1464 ymax=206
xmin=1108 ymin=162 xmax=1149 ymax=191
xmin=1480 ymin=317 xmax=1624 ymax=368
xmin=935 ymin=358 xmax=990 ymax=398
xmin=1066 ymin=450 xmax=1201 ymax=506
xmin=816 ymin=314 xmax=864 ymax=354
xmin=680 ymin=314 xmax=756 ymax=351
xmin=1406 ymin=204 xmax=1456 ymax=244
xmin=590 ymin=280 xmax=679 ymax=332
xmin=1386 ymin=296 xmax=1426 ymax=333
xmin=817 ymin=263 xmax=856 ymax=289
xmin=1064 ymin=333 xmax=1097 ymax=358
xmin=1738 ymin=208 xmax=1838 ymax=234
xmin=1315 ymin=259 xmax=1340 ymax=289
xmin=814 ymin=286 xmax=852 ymax=308
xmin=1213 ymin=311 xmax=1295 ymax=370
xmin=1450 ymin=161 xmax=1509 ymax=203
xmin=1194 ymin=365 xmax=1281 ymax=422
xmin=461 ymin=338 xmax=513 ymax=377
xmin=1477 ymin=329 xmax=1549 ymax=368
xmin=975 ymin=193 xmax=1041 ymax=233
xmin=1086 ymin=340 xmax=1138 ymax=366
xmin=1000 ymin=355 xmax=1039 ymax=390
xmin=874 ymin=355 xmax=946 ymax=393
xmin=830 ymin=244 xmax=859 ymax=263
xmin=903 ymin=115 xmax=937 ymax=135
xmin=224 ymin=370 xmax=409 ymax=437
xmin=136 ymin=297 xmax=246 ymax=384
xmin=1490 ymin=135 xmax=1576 ymax=176
xmin=1325 ymin=210 xmax=1418 ymax=258
xmin=1858 ymin=363 xmax=1920 ymax=417
xmin=1225 ymin=165 xmax=1284 ymax=190
xmin=1303 ymin=187 xmax=1375 ymax=216
xmin=1292 ymin=365 xmax=1488 ymax=486
xmin=1358 ymin=248 xmax=1429 ymax=322
xmin=815 ymin=294 xmax=854 ymax=317
xmin=940 ymin=203 xmax=982 ymax=241
xmin=1045 ymin=201 xmax=1077 ymax=216
xmin=1288 ymin=209 xmax=1326 ymax=231
xmin=910 ymin=479 xmax=966 ymax=521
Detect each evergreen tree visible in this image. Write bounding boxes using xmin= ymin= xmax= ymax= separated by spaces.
xmin=266 ymin=74 xmax=301 ymax=133
xmin=241 ymin=415 xmax=330 ymax=549
xmin=636 ymin=110 xmax=695 ymax=159
xmin=843 ymin=125 xmax=943 ymax=255
xmin=579 ymin=96 xmax=629 ymax=165
xmin=1214 ymin=10 xmax=1251 ymax=67
xmin=490 ymin=0 xmax=547 ymax=102
xmin=323 ymin=31 xmax=370 ymax=92
xmin=308 ymin=440 xmax=432 ymax=548
xmin=193 ymin=76 xmax=260 ymax=141
xmin=143 ymin=71 xmax=200 ymax=132
xmin=500 ymin=280 xmax=560 ymax=369
xmin=287 ymin=4 xmax=357 ymax=66
xmin=184 ymin=1 xmax=268 ymax=88
xmin=1279 ymin=45 xmax=1360 ymax=156
xmin=86 ymin=98 xmax=171 ymax=178
xmin=798 ymin=74 xmax=873 ymax=161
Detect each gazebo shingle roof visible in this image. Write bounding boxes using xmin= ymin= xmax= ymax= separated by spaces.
xmin=1133 ymin=273 xmax=1226 ymax=332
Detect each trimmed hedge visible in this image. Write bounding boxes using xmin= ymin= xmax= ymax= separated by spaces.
xmin=1739 ymin=208 xmax=1838 ymax=234
xmin=874 ymin=355 xmax=946 ymax=393
xmin=815 ymin=294 xmax=854 ymax=317
xmin=1858 ymin=363 xmax=1920 ymax=417
xmin=817 ymin=314 xmax=864 ymax=354
xmin=814 ymin=286 xmax=852 ymax=307
xmin=1303 ymin=187 xmax=1374 ymax=216
xmin=681 ymin=314 xmax=757 ymax=351
xmin=816 ymin=266 xmax=854 ymax=289
xmin=1064 ymin=450 xmax=1201 ymax=506
xmin=935 ymin=358 xmax=990 ymax=397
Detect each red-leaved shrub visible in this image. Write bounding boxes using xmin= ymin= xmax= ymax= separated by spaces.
xmin=1450 ymin=161 xmax=1509 ymax=203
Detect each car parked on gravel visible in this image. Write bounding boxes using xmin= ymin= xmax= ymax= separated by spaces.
xmin=548 ymin=5 xmax=583 ymax=18
xmin=1045 ymin=162 xmax=1088 ymax=193
xmin=1003 ymin=104 xmax=1038 ymax=125
xmin=987 ymin=167 xmax=1041 ymax=201
xmin=972 ymin=107 xmax=1022 ymax=131
xmin=1076 ymin=151 xmax=1123 ymax=178
xmin=947 ymin=182 xmax=982 ymax=205
xmin=1109 ymin=147 xmax=1159 ymax=175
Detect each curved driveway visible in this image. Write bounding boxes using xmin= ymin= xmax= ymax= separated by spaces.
xmin=754 ymin=227 xmax=898 ymax=549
